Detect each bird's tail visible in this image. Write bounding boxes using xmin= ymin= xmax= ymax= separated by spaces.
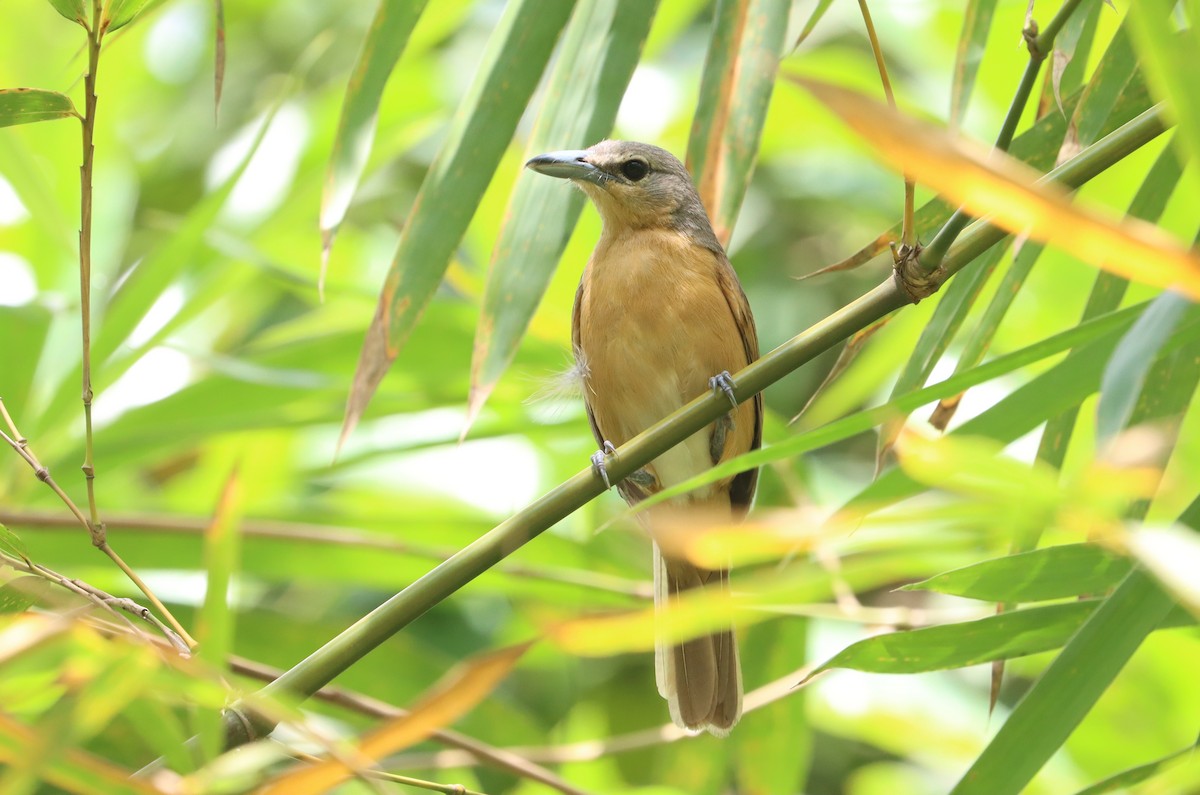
xmin=653 ymin=542 xmax=742 ymax=735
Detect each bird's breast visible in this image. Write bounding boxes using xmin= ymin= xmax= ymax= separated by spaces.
xmin=576 ymin=228 xmax=750 ymax=496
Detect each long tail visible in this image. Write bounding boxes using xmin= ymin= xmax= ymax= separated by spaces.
xmin=653 ymin=542 xmax=742 ymax=735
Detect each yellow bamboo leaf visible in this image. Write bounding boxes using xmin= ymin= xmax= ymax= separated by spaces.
xmin=792 ymin=77 xmax=1200 ymax=299
xmin=255 ymin=641 xmax=531 ymax=795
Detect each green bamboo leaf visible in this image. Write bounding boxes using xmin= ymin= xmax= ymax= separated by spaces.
xmin=320 ymin=0 xmax=429 ymax=289
xmin=193 ymin=468 xmax=243 ymax=761
xmin=213 ymin=0 xmax=225 ymax=119
xmin=803 ymin=599 xmax=1192 ymax=680
xmin=0 ymin=713 xmax=161 ymax=795
xmin=939 ymin=143 xmax=1181 ymax=434
xmin=687 ymin=0 xmax=789 ymax=245
xmin=1127 ymin=2 xmax=1200 ymax=201
xmin=1097 ymin=290 xmax=1191 ymax=446
xmin=0 ymin=525 xmax=30 ymax=566
xmin=901 ymin=544 xmax=1131 ymax=602
xmin=121 ymin=698 xmax=198 ymax=774
xmin=89 ymin=108 xmax=275 ymax=368
xmin=624 ymin=300 xmax=1150 ymax=514
xmin=0 ymin=577 xmax=40 ymax=614
xmin=1045 ymin=0 xmax=1101 ymax=114
xmin=1069 ymin=740 xmax=1199 ymax=795
xmin=104 ymin=0 xmax=153 ymax=31
xmin=45 ymin=0 xmax=85 ymax=25
xmin=1060 ymin=25 xmax=1141 ymax=163
xmin=340 ymin=0 xmax=576 ymax=449
xmin=949 ymin=0 xmax=998 ymax=126
xmin=791 ymin=0 xmax=833 ymax=49
xmin=947 ymin=570 xmax=1178 ymax=795
xmin=75 ymin=43 xmax=330 ymax=433
xmin=845 ymin=305 xmax=1200 ymax=518
xmin=877 ymin=239 xmax=1008 ymax=460
xmin=0 ymin=307 xmax=51 ymax=427
xmin=0 ymin=89 xmax=79 ymax=128
xmin=465 ymin=0 xmax=658 ymax=432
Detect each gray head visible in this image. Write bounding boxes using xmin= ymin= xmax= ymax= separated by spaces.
xmin=526 ymin=140 xmax=721 ymax=253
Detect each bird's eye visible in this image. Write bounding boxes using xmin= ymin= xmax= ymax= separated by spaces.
xmin=620 ymin=158 xmax=649 ymax=181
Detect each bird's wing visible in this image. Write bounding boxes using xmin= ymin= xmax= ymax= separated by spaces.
xmin=572 ymin=274 xmax=606 ymax=450
xmin=713 ymin=253 xmax=763 ymax=514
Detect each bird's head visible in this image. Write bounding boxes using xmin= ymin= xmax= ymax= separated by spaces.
xmin=526 ymin=140 xmax=718 ymax=248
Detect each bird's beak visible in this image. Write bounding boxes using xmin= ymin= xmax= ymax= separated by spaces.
xmin=525 ymin=150 xmax=605 ymax=185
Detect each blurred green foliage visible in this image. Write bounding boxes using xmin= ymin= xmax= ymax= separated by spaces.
xmin=1 ymin=1 xmax=1199 ymax=794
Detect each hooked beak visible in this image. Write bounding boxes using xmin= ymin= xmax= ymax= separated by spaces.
xmin=525 ymin=150 xmax=605 ymax=185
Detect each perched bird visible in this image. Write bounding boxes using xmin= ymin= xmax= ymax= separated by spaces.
xmin=527 ymin=140 xmax=762 ymax=735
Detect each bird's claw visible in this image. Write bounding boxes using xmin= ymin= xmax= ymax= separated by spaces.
xmin=591 ymin=440 xmax=618 ymax=489
xmin=709 ymin=370 xmax=738 ymax=409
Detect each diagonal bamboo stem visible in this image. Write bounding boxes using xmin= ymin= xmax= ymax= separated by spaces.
xmin=222 ymin=103 xmax=1169 ymax=746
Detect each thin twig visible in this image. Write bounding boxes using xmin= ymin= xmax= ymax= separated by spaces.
xmin=1 ymin=425 xmax=94 ymax=532
xmin=80 ymin=0 xmax=102 ymax=535
xmin=857 ymin=0 xmax=915 ymax=247
xmin=389 ymin=664 xmax=814 ymax=769
xmin=920 ymin=0 xmax=1088 ymax=271
xmin=0 ymin=421 xmax=198 ymax=647
xmin=0 ymin=509 xmax=652 ymax=600
xmin=229 ymin=657 xmax=595 ymax=795
xmin=0 ymin=550 xmax=189 ymax=653
xmin=288 ymin=750 xmax=490 ymax=795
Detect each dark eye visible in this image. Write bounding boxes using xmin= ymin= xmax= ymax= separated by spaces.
xmin=620 ymin=158 xmax=649 ymax=181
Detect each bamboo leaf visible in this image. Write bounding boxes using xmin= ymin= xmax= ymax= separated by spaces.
xmin=1058 ymin=25 xmax=1140 ymax=164
xmin=45 ymin=0 xmax=85 ymax=25
xmin=1069 ymin=739 xmax=1200 ymax=795
xmin=794 ymin=77 xmax=1200 ymax=298
xmin=0 ymin=577 xmax=40 ymax=614
xmin=901 ymin=544 xmax=1131 ymax=602
xmin=0 ymin=89 xmax=79 ymax=128
xmin=0 ymin=712 xmax=161 ymax=795
xmin=1097 ymin=290 xmax=1191 ymax=446
xmin=877 ymin=240 xmax=1008 ymax=463
xmin=89 ymin=113 xmax=274 ymax=368
xmin=804 ymin=596 xmax=1191 ymax=682
xmin=213 ymin=0 xmax=225 ymax=120
xmin=847 ymin=305 xmax=1200 ymax=517
xmin=687 ymin=0 xmax=789 ymax=246
xmin=1127 ymin=1 xmax=1200 ymax=201
xmin=319 ymin=0 xmax=429 ymax=289
xmin=340 ymin=0 xmax=576 ymax=450
xmin=947 ymin=571 xmax=1178 ymax=795
xmin=949 ymin=0 xmax=998 ymax=127
xmin=104 ymin=0 xmax=153 ymax=31
xmin=791 ymin=0 xmax=833 ymax=49
xmin=256 ymin=642 xmax=532 ymax=795
xmin=0 ymin=525 xmax=29 ymax=566
xmin=1035 ymin=143 xmax=1183 ymax=468
xmin=1046 ymin=0 xmax=1101 ymax=116
xmin=193 ymin=467 xmax=243 ymax=761
xmin=465 ymin=0 xmax=657 ymax=433
xmin=820 ymin=63 xmax=1152 ymax=275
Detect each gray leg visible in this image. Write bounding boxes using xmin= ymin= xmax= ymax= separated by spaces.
xmin=709 ymin=370 xmax=738 ymax=409
xmin=591 ymin=440 xmax=618 ymax=489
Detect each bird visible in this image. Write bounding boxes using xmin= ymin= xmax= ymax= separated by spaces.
xmin=526 ymin=140 xmax=762 ymax=735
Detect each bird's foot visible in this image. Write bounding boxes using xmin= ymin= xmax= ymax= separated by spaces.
xmin=591 ymin=440 xmax=618 ymax=489
xmin=709 ymin=371 xmax=738 ymax=409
